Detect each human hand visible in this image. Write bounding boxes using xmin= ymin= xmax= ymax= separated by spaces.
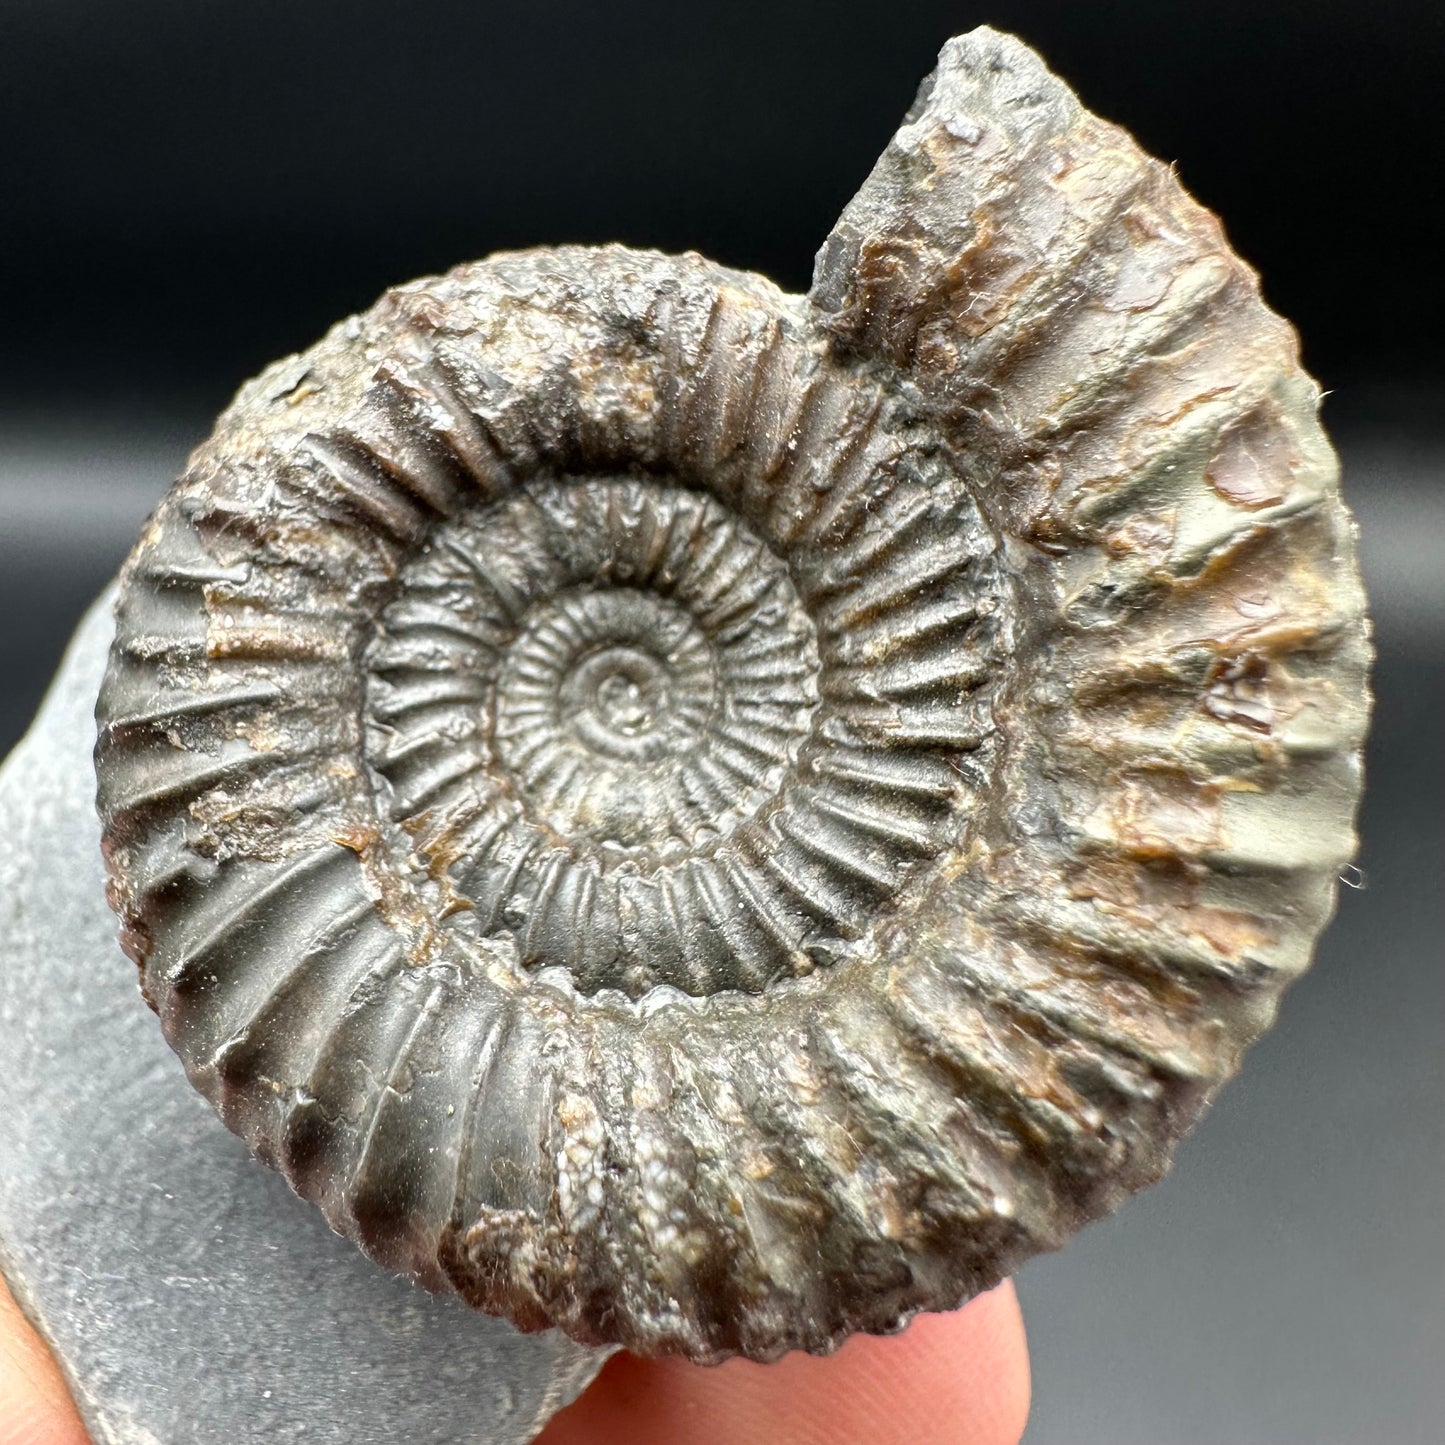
xmin=534 ymin=1282 xmax=1030 ymax=1445
xmin=1 ymin=1274 xmax=1028 ymax=1445
xmin=0 ymin=1277 xmax=90 ymax=1445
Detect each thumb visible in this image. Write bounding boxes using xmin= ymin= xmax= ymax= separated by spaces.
xmin=536 ymin=1280 xmax=1030 ymax=1445
xmin=0 ymin=1277 xmax=91 ymax=1445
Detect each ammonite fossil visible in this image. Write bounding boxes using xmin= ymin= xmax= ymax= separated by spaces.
xmin=95 ymin=29 xmax=1370 ymax=1362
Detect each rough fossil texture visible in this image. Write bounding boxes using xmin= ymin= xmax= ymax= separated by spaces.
xmin=94 ymin=28 xmax=1370 ymax=1363
xmin=1 ymin=594 xmax=606 ymax=1445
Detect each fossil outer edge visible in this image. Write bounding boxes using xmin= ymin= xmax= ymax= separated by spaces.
xmin=94 ymin=28 xmax=1370 ymax=1363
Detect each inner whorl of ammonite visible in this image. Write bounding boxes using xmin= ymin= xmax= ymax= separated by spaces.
xmin=364 ymin=474 xmax=995 ymax=997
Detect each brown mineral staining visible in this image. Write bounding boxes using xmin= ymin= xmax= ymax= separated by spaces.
xmin=1101 ymin=768 xmax=1226 ymax=862
xmin=331 ymin=820 xmax=382 ymax=856
xmin=1066 ymin=858 xmax=1278 ymax=962
xmin=93 ymin=29 xmax=1369 ymax=1362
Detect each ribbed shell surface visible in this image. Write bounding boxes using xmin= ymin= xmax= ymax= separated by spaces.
xmin=95 ymin=29 xmax=1370 ymax=1362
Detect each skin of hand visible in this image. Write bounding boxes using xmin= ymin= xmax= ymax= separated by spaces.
xmin=1 ymin=1274 xmax=1028 ymax=1445
xmin=0 ymin=1280 xmax=90 ymax=1445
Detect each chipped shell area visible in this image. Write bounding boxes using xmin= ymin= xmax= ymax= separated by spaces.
xmin=94 ymin=27 xmax=1368 ymax=1361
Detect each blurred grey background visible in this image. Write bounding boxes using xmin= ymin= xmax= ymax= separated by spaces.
xmin=1 ymin=3 xmax=1440 ymax=1442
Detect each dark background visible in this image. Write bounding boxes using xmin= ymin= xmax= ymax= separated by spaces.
xmin=1 ymin=4 xmax=1440 ymax=1442
xmin=2 ymin=0 xmax=1444 ymax=423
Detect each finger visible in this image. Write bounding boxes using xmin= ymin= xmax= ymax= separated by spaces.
xmin=535 ymin=1279 xmax=1029 ymax=1445
xmin=0 ymin=1277 xmax=91 ymax=1445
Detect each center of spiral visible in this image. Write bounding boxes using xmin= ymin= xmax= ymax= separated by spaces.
xmin=494 ymin=587 xmax=724 ymax=849
xmin=571 ymin=650 xmax=666 ymax=745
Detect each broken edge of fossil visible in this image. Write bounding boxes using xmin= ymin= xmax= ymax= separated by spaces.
xmin=93 ymin=28 xmax=1370 ymax=1362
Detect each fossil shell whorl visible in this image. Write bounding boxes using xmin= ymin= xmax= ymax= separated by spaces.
xmin=94 ymin=28 xmax=1369 ymax=1363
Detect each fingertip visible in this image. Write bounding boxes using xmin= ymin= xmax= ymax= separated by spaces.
xmin=868 ymin=1282 xmax=1031 ymax=1445
xmin=536 ymin=1281 xmax=1030 ymax=1445
xmin=0 ymin=1278 xmax=91 ymax=1445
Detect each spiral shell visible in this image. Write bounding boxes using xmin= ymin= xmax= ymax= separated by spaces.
xmin=95 ymin=29 xmax=1369 ymax=1362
